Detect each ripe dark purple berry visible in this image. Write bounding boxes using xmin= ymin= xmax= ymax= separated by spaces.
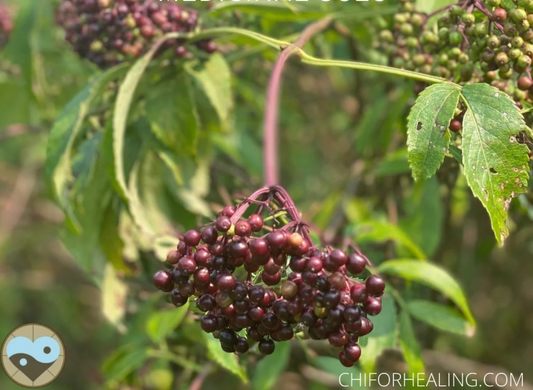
xmin=329 ymin=249 xmax=348 ymax=268
xmin=201 ymin=226 xmax=218 ymax=244
xmin=343 ymin=343 xmax=361 ymax=362
xmin=235 ymin=337 xmax=250 ymax=353
xmin=366 ymin=275 xmax=385 ymax=297
xmin=249 ymin=286 xmax=265 ymax=304
xmin=261 ymin=271 xmax=281 ymax=286
xmin=219 ymin=206 xmax=235 ymax=217
xmin=280 ymin=280 xmax=298 ymax=299
xmin=358 ymin=317 xmax=374 ymax=336
xmin=201 ymin=315 xmax=218 ymax=333
xmin=196 ymin=294 xmax=216 ymax=311
xmin=339 ymin=351 xmax=355 ymax=367
xmin=363 ymin=296 xmax=382 ymax=316
xmin=346 ymin=253 xmax=367 ymax=274
xmin=350 ymin=283 xmax=367 ymax=303
xmin=267 ymin=230 xmax=287 ymax=249
xmin=216 ymin=273 xmax=236 ymax=291
xmin=258 ymin=339 xmax=275 ymax=355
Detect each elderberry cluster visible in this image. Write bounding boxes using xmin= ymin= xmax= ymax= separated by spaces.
xmin=153 ymin=189 xmax=385 ymax=368
xmin=0 ymin=1 xmax=12 ymax=50
xmin=56 ymin=0 xmax=216 ymax=68
xmin=378 ymin=0 xmax=533 ymax=108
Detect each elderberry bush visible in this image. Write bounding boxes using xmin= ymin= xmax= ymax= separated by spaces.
xmin=153 ymin=186 xmax=385 ymax=368
xmin=378 ymin=0 xmax=533 ymax=112
xmin=56 ymin=0 xmax=216 ymax=68
xmin=0 ymin=1 xmax=12 ymax=50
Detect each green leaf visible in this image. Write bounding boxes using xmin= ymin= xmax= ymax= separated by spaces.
xmin=103 ymin=343 xmax=150 ymax=382
xmin=355 ymin=221 xmax=426 ymax=260
xmin=101 ymin=264 xmax=128 ymax=331
xmin=146 ymin=302 xmax=189 ymax=344
xmin=407 ymin=300 xmax=475 ymax=336
xmin=460 ymin=84 xmax=530 ymax=245
xmin=203 ymin=333 xmax=248 ymax=383
xmin=46 ymin=65 xmax=126 ymax=227
xmin=400 ymin=177 xmax=443 ymax=258
xmin=399 ymin=312 xmax=425 ymax=374
xmin=378 ymin=259 xmax=475 ymax=326
xmin=448 ymin=144 xmax=463 ymax=164
xmin=251 ymin=341 xmax=290 ymax=390
xmin=407 ymin=83 xmax=461 ymax=180
xmin=113 ymin=37 xmax=170 ymax=200
xmin=145 ymin=74 xmax=199 ymax=154
xmin=154 ymin=235 xmax=179 ymax=262
xmin=415 ymin=0 xmax=457 ymax=13
xmin=314 ymin=356 xmax=361 ymax=382
xmin=359 ymin=295 xmax=396 ymax=372
xmin=208 ymin=1 xmax=324 ymax=21
xmin=186 ymin=53 xmax=233 ymax=131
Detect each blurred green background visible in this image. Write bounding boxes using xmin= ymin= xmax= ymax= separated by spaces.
xmin=0 ymin=0 xmax=532 ymax=389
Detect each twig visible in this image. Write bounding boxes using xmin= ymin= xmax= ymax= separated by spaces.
xmin=263 ymin=17 xmax=333 ymax=186
xmin=188 ymin=363 xmax=213 ymax=390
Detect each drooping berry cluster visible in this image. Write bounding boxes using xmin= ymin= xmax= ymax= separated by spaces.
xmin=153 ymin=186 xmax=385 ymax=368
xmin=56 ymin=0 xmax=216 ymax=68
xmin=0 ymin=2 xmax=12 ymax=50
xmin=378 ymin=0 xmax=533 ymax=108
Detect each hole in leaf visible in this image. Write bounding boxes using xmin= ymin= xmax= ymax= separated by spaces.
xmin=489 ymin=167 xmax=497 ymax=174
xmin=416 ymin=122 xmax=423 ymax=131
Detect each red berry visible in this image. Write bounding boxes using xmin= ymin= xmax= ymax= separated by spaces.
xmin=261 ymin=271 xmax=281 ymax=286
xmin=343 ymin=343 xmax=361 ymax=362
xmin=177 ymin=256 xmax=197 ymax=276
xmin=449 ymin=119 xmax=462 ymax=133
xmin=235 ymin=220 xmax=252 ymax=237
xmin=215 ymin=215 xmax=232 ymax=232
xmin=358 ymin=317 xmax=374 ymax=336
xmin=216 ymin=273 xmax=236 ymax=291
xmin=364 ymin=296 xmax=382 ymax=316
xmin=329 ymin=249 xmax=348 ymax=268
xmin=219 ymin=206 xmax=235 ymax=217
xmin=350 ymin=283 xmax=368 ymax=303
xmin=339 ymin=351 xmax=355 ymax=367
xmin=153 ymin=270 xmax=174 ymax=292
xmin=183 ymin=230 xmax=201 ymax=246
xmin=166 ymin=249 xmax=180 ymax=264
xmin=248 ymin=214 xmax=264 ymax=231
xmin=518 ymin=77 xmax=533 ymax=91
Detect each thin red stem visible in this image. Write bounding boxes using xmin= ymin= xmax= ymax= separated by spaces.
xmin=262 ymin=17 xmax=332 ymax=186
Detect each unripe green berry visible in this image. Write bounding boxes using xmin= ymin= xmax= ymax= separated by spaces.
xmin=450 ymin=5 xmax=463 ymax=16
xmin=449 ymin=47 xmax=462 ymax=58
xmin=406 ymin=37 xmax=418 ymax=48
xmin=504 ymin=22 xmax=517 ymax=36
xmin=458 ymin=53 xmax=469 ymax=64
xmin=421 ymin=31 xmax=438 ymax=44
xmin=510 ymin=8 xmax=528 ymax=23
xmin=521 ymin=28 xmax=533 ymax=41
xmin=393 ymin=57 xmax=406 ymax=68
xmin=394 ymin=13 xmax=408 ymax=24
xmin=449 ymin=31 xmax=463 ymax=45
xmin=439 ymin=53 xmax=449 ymax=65
xmin=510 ymin=48 xmax=523 ymax=60
xmin=90 ymin=40 xmax=104 ymax=53
xmin=460 ymin=64 xmax=474 ymax=81
xmin=514 ymin=89 xmax=527 ymax=101
xmin=438 ymin=14 xmax=452 ymax=27
xmin=495 ymin=51 xmax=509 ymax=65
xmin=498 ymin=67 xmax=514 ymax=79
xmin=413 ymin=53 xmax=426 ymax=67
xmin=512 ymin=36 xmax=524 ymax=47
xmin=475 ymin=22 xmax=489 ymax=37
xmin=484 ymin=70 xmax=498 ymax=82
xmin=519 ymin=20 xmax=531 ymax=32
xmin=400 ymin=23 xmax=414 ymax=36
xmin=438 ymin=27 xmax=449 ymax=41
xmin=379 ymin=30 xmax=394 ymax=43
xmin=462 ymin=13 xmax=476 ymax=26
xmin=488 ymin=35 xmax=501 ymax=48
xmin=447 ymin=59 xmax=458 ymax=70
xmin=411 ymin=14 xmax=424 ymax=27
xmin=518 ymin=54 xmax=533 ymax=67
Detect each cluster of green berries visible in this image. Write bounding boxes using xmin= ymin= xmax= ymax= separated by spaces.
xmin=153 ymin=187 xmax=385 ymax=367
xmin=0 ymin=1 xmax=12 ymax=50
xmin=56 ymin=0 xmax=216 ymax=68
xmin=379 ymin=0 xmax=533 ymax=110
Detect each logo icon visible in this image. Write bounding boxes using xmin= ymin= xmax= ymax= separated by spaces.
xmin=1 ymin=324 xmax=65 ymax=388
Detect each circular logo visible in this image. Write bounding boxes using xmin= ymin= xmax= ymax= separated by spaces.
xmin=1 ymin=324 xmax=65 ymax=388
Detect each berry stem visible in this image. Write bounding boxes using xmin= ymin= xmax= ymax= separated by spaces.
xmin=263 ymin=17 xmax=333 ymax=186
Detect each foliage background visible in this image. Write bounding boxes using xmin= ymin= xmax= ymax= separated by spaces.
xmin=0 ymin=0 xmax=532 ymax=389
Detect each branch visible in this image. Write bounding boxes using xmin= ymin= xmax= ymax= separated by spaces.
xmin=188 ymin=363 xmax=212 ymax=390
xmin=263 ymin=17 xmax=333 ymax=186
